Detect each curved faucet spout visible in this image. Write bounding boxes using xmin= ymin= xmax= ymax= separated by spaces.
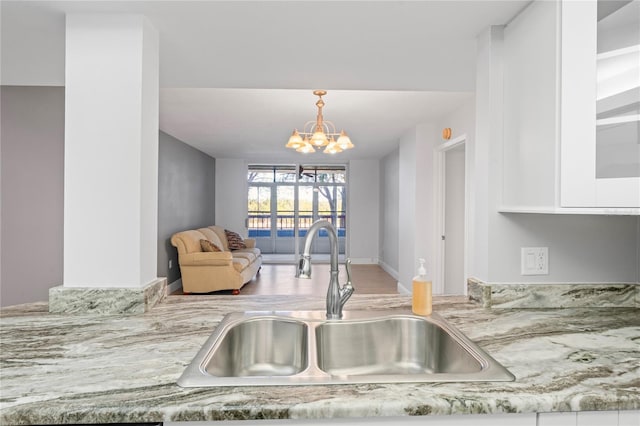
xmin=296 ymin=220 xmax=354 ymax=319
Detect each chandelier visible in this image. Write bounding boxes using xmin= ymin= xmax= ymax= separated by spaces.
xmin=285 ymin=90 xmax=354 ymax=154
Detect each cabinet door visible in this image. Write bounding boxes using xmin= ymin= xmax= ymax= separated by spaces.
xmin=577 ymin=411 xmax=619 ymax=426
xmin=537 ymin=412 xmax=576 ymax=426
xmin=166 ymin=413 xmax=538 ymax=426
xmin=560 ymin=0 xmax=640 ymax=209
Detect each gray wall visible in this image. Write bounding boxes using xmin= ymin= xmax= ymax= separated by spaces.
xmin=158 ymin=131 xmax=216 ymax=285
xmin=1 ymin=86 xmax=64 ymax=307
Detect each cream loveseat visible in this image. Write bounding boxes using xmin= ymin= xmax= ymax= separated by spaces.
xmin=170 ymin=226 xmax=262 ymax=294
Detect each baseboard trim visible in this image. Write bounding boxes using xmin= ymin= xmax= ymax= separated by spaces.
xmin=167 ymin=278 xmax=182 ymax=295
xmin=349 ymin=258 xmax=379 ymax=265
xmin=397 ymin=281 xmax=412 ymax=295
xmin=379 ymin=260 xmax=399 ymax=281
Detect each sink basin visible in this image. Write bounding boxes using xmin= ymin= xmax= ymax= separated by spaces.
xmin=204 ymin=317 xmax=308 ymax=377
xmin=178 ymin=310 xmax=514 ymax=387
xmin=315 ymin=317 xmax=483 ymax=376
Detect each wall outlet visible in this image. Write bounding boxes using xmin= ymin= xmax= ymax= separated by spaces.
xmin=521 ymin=247 xmax=548 ymax=275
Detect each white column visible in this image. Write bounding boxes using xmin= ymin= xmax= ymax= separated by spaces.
xmin=64 ymin=14 xmax=159 ymax=288
xmin=471 ymin=26 xmax=504 ymax=282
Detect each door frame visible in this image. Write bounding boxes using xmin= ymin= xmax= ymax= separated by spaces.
xmin=433 ymin=134 xmax=469 ymax=295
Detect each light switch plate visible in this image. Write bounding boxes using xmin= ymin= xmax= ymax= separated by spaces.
xmin=521 ymin=247 xmax=549 ymax=275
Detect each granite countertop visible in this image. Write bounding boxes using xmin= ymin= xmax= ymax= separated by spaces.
xmin=0 ymin=294 xmax=638 ymax=424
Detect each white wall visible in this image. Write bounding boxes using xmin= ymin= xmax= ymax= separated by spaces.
xmin=398 ymin=129 xmax=417 ymax=291
xmin=415 ymin=124 xmax=438 ymax=288
xmin=435 ymin=98 xmax=476 ymax=149
xmin=348 ymin=160 xmax=380 ymax=263
xmin=379 ymin=122 xmax=442 ymax=291
xmin=501 ymin=0 xmax=558 ymax=210
xmin=435 ymin=97 xmax=477 ymax=292
xmin=472 ymin=26 xmax=504 ymax=282
xmin=140 ymin=17 xmax=161 ymax=286
xmin=379 ymin=149 xmax=400 ymax=278
xmin=444 ymin=146 xmax=466 ymax=294
xmin=396 ymin=124 xmax=438 ymax=291
xmin=215 ymin=159 xmax=248 ymax=235
xmin=490 ymin=214 xmax=639 ymax=283
xmin=415 ymin=124 xmax=435 ymax=275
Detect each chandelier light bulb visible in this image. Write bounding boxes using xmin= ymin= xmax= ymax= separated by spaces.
xmin=296 ymin=141 xmax=315 ymax=154
xmin=286 ymin=130 xmax=304 ymax=149
xmin=336 ymin=130 xmax=353 ymax=150
xmin=311 ymin=129 xmax=329 ymax=147
xmin=324 ymin=139 xmax=343 ymax=154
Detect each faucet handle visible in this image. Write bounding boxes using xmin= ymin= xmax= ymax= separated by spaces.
xmin=344 ymin=258 xmax=353 ymax=286
xmin=340 ymin=258 xmax=355 ymax=305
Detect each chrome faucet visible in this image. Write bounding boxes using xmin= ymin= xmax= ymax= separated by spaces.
xmin=297 ymin=219 xmax=354 ymax=319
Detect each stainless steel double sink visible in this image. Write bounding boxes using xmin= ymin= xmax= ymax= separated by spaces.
xmin=177 ymin=310 xmax=515 ymax=387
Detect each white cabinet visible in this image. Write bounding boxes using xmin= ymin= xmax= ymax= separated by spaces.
xmin=166 ymin=410 xmax=639 ymax=425
xmin=560 ymin=0 xmax=639 ymax=211
xmin=501 ymin=0 xmax=639 ymax=214
xmin=167 ymin=413 xmax=539 ymax=425
xmin=538 ymin=410 xmax=640 ymax=426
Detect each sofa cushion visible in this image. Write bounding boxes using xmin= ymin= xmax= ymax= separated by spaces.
xmin=225 ymin=229 xmax=247 ymax=250
xmin=171 ymin=230 xmax=209 ymax=254
xmin=197 ymin=228 xmax=225 ymax=250
xmin=208 ymin=226 xmax=229 ymax=251
xmin=200 ymin=239 xmax=222 ymax=252
xmin=233 ymin=247 xmax=261 ymax=258
xmin=231 ymin=257 xmax=249 ymax=272
xmin=232 ymin=251 xmax=256 ymax=263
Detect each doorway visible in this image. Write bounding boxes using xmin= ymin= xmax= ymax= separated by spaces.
xmin=434 ymin=135 xmax=468 ymax=295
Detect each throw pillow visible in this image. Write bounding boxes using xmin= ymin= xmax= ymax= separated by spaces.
xmin=225 ymin=229 xmax=246 ymax=250
xmin=200 ymin=239 xmax=222 ymax=252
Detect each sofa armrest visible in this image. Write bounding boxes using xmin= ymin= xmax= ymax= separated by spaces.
xmin=179 ymin=251 xmax=233 ymax=266
xmin=244 ymin=238 xmax=257 ymax=249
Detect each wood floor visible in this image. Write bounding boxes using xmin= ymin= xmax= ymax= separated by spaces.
xmin=171 ymin=264 xmax=398 ymax=296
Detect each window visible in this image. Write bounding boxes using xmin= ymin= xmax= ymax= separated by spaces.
xmin=247 ymin=164 xmax=347 ymax=255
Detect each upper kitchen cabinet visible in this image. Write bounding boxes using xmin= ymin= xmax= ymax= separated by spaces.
xmin=561 ymin=0 xmax=639 ymax=210
xmin=501 ymin=0 xmax=639 ymax=214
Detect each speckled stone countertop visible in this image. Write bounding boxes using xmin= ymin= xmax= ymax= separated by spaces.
xmin=0 ymin=295 xmax=638 ymax=424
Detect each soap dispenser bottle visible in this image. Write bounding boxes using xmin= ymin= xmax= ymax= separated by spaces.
xmin=412 ymin=258 xmax=432 ymax=316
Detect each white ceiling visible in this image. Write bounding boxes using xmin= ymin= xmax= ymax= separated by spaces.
xmin=1 ymin=0 xmax=530 ymax=161
xmin=160 ymin=88 xmax=474 ymax=161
